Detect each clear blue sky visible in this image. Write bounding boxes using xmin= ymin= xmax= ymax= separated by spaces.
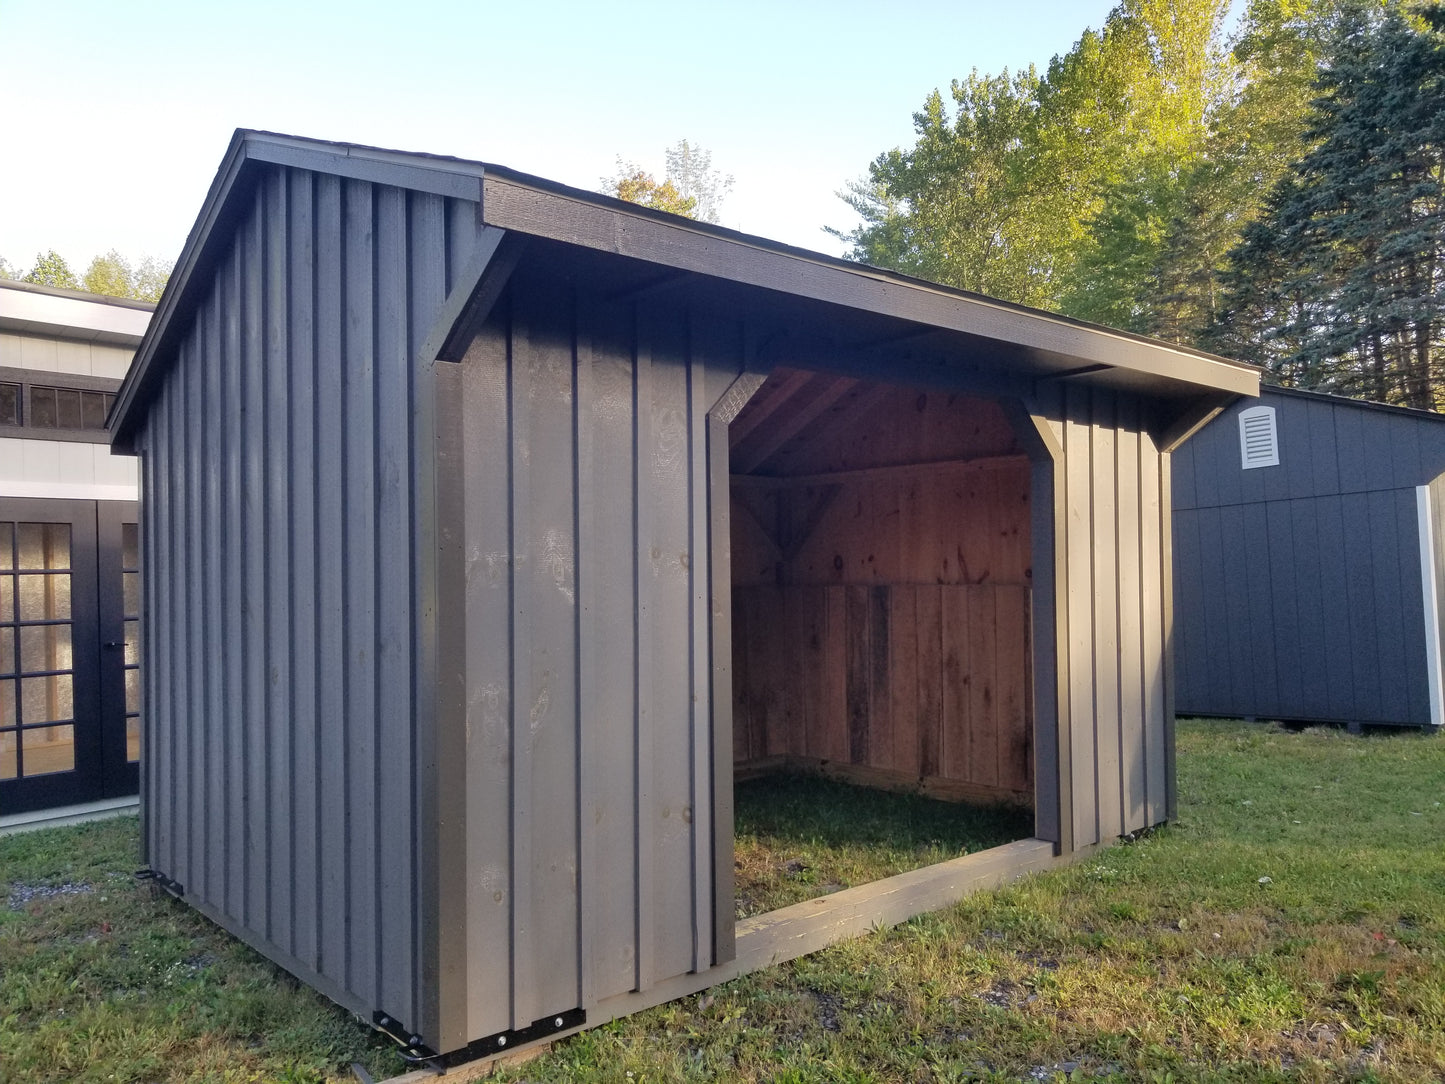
xmin=2 ymin=1 xmax=1130 ymax=274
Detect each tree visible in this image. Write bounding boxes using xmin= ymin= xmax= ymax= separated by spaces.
xmin=604 ymin=140 xmax=732 ymax=222
xmin=83 ymin=249 xmax=136 ymax=298
xmin=1210 ymin=4 xmax=1445 ymax=407
xmin=607 ymin=162 xmax=697 ymax=216
xmin=663 ymin=140 xmax=733 ymax=224
xmin=834 ymin=0 xmax=1231 ymax=312
xmin=0 ymin=256 xmax=16 ymax=280
xmin=22 ymin=250 xmax=79 ymax=290
xmin=132 ymin=256 xmax=169 ymax=303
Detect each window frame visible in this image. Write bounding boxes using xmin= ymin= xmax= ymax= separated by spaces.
xmin=0 ymin=365 xmax=122 ymax=445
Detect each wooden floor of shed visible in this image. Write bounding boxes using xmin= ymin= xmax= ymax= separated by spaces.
xmin=733 ymin=772 xmax=1034 ymax=918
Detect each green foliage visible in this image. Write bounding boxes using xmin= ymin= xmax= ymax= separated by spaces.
xmin=81 ymin=249 xmax=170 ymax=302
xmin=608 ymin=162 xmax=698 ymax=217
xmin=22 ymin=249 xmax=80 ymax=290
xmin=835 ymin=0 xmax=1445 ymax=400
xmin=1211 ymin=3 xmax=1445 ymax=408
xmin=83 ymin=248 xmax=136 ymax=298
xmin=9 ymin=248 xmax=169 ymax=301
xmin=835 ymin=0 xmax=1231 ymax=314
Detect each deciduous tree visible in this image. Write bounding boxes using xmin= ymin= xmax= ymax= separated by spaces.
xmin=22 ymin=250 xmax=79 ymax=290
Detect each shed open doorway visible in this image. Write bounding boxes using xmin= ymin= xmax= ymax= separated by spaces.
xmin=725 ymin=367 xmax=1041 ymax=920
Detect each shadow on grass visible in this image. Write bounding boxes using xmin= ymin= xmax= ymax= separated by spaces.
xmin=733 ymin=772 xmax=1034 ymax=918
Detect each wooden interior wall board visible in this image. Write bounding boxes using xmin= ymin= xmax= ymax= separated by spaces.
xmin=730 ymin=453 xmax=1030 ymax=491
xmin=730 ymin=586 xmax=751 ymax=763
xmin=727 ymin=367 xmax=814 ymax=448
xmin=915 ymin=586 xmax=944 ymax=778
xmin=966 ymin=587 xmax=1000 ymax=788
xmin=728 ymin=491 xmax=781 ymax=587
xmin=867 ymin=586 xmax=894 ymax=769
xmin=730 ymin=755 xmax=1034 ymax=808
xmin=845 ymin=585 xmax=872 ymax=764
xmin=995 ymin=584 xmax=1032 ymax=792
xmin=733 ymin=376 xmax=860 ymax=474
xmin=821 ymin=587 xmax=850 ymax=763
xmin=729 ymin=583 xmax=1033 ymax=797
xmin=940 ymin=586 xmax=971 ymax=782
xmin=888 ymin=587 xmax=921 ymax=777
xmin=782 ymin=588 xmax=811 ymax=757
xmin=763 ymin=382 xmax=892 ymax=475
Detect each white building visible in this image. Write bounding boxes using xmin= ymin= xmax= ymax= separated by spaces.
xmin=1 ymin=279 xmax=150 ymax=819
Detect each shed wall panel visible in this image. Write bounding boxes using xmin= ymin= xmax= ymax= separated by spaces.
xmin=136 ymin=164 xmax=486 ymax=1037
xmin=455 ymin=274 xmax=746 ymax=1032
xmin=1041 ymin=386 xmax=1170 ymax=848
xmin=1173 ymin=388 xmax=1445 ymax=726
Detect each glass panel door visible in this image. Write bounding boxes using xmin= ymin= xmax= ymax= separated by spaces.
xmin=98 ymin=501 xmax=141 ymax=799
xmin=0 ymin=499 xmax=101 ymax=814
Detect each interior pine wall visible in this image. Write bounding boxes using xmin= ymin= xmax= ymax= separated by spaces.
xmin=730 ymin=389 xmax=1034 ymax=804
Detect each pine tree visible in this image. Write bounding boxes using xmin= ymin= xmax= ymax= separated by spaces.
xmin=1212 ymin=5 xmax=1445 ymax=407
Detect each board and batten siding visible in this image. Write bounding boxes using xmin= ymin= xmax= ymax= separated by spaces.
xmin=1173 ymin=389 xmax=1445 ymax=727
xmin=1029 ymin=384 xmax=1172 ymax=850
xmin=438 ymin=265 xmax=749 ymax=1040
xmin=135 ymin=162 xmax=486 ymax=1033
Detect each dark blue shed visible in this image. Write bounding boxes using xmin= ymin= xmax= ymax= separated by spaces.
xmin=1172 ymin=385 xmax=1445 ymax=729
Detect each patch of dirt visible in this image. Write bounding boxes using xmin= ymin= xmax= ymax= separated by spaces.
xmin=811 ymin=990 xmax=844 ymax=1031
xmin=7 ymin=881 xmax=94 ymax=909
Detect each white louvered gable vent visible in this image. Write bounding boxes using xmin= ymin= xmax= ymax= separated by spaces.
xmin=1239 ymin=405 xmax=1279 ymax=469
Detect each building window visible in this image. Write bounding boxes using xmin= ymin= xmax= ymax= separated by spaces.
xmin=1239 ymin=405 xmax=1279 ymax=469
xmin=0 ymin=369 xmax=120 ymax=443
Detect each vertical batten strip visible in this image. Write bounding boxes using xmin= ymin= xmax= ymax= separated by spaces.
xmin=243 ymin=194 xmax=270 ymax=934
xmin=460 ymin=309 xmax=516 ymax=1039
xmin=1416 ymin=487 xmax=1445 ymax=728
xmin=633 ymin=307 xmax=656 ymax=993
xmin=289 ymin=169 xmax=321 ymax=968
xmin=1090 ymin=390 xmax=1121 ymax=841
xmin=342 ymin=178 xmax=379 ymax=1005
xmin=1063 ymin=387 xmax=1096 ymax=847
xmin=314 ymin=172 xmax=348 ymax=986
xmin=407 ymin=190 xmax=452 ymax=1036
xmin=1159 ymin=444 xmax=1178 ymax=821
xmin=374 ymin=185 xmax=413 ymax=1018
xmin=508 ymin=294 xmax=536 ymax=1030
xmin=221 ymin=244 xmax=244 ymax=920
xmin=707 ymin=413 xmax=736 ymax=966
xmin=686 ymin=315 xmax=713 ymax=974
xmin=1115 ymin=398 xmax=1145 ymax=833
xmin=1139 ymin=427 xmax=1165 ymax=825
xmin=575 ymin=290 xmax=597 ymax=1009
xmin=263 ymin=168 xmax=294 ymax=952
xmin=202 ymin=288 xmax=224 ymax=905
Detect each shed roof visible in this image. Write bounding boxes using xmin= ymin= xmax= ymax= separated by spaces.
xmin=110 ymin=129 xmax=1259 ymax=451
xmin=1259 ymin=382 xmax=1445 ymax=424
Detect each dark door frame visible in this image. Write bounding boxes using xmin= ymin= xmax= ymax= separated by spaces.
xmin=0 ymin=496 xmax=139 ymax=815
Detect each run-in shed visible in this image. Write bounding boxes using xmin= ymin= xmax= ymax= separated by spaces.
xmin=1173 ymin=384 xmax=1445 ymax=730
xmin=109 ymin=130 xmax=1258 ymax=1065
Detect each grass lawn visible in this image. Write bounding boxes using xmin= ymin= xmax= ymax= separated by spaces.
xmin=734 ymin=772 xmax=1034 ymax=918
xmin=5 ymin=719 xmax=1445 ymax=1082
xmin=0 ymin=818 xmax=406 ymax=1084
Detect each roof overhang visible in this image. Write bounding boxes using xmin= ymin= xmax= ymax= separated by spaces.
xmin=0 ymin=280 xmax=153 ymax=347
xmin=110 ymin=130 xmax=1259 ymax=453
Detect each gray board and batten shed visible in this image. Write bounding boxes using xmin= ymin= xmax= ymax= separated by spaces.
xmin=1173 ymin=384 xmax=1445 ymax=730
xmin=109 ymin=130 xmax=1258 ymax=1065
